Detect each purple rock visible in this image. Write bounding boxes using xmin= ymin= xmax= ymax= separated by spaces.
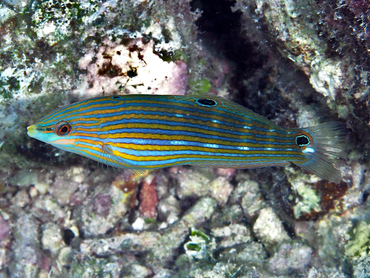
xmin=94 ymin=194 xmax=111 ymax=217
xmin=0 ymin=215 xmax=9 ymax=242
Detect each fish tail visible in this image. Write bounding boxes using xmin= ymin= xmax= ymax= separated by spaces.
xmin=294 ymin=122 xmax=346 ymax=183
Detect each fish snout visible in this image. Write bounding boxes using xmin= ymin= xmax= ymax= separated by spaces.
xmin=27 ymin=125 xmax=36 ymax=137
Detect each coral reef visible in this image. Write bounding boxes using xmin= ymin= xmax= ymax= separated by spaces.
xmin=0 ymin=0 xmax=369 ymax=276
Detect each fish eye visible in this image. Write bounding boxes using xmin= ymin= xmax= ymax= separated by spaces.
xmin=55 ymin=121 xmax=72 ymax=136
xmin=295 ymin=135 xmax=310 ymax=147
xmin=196 ymin=98 xmax=218 ymax=107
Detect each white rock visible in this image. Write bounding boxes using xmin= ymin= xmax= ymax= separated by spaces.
xmin=209 ymin=176 xmax=233 ymax=207
xmin=132 ymin=217 xmax=145 ymax=231
xmin=253 ymin=207 xmax=289 ymax=245
xmin=41 ymin=223 xmax=65 ymax=255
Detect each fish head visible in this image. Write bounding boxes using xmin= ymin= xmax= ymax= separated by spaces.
xmin=27 ymin=120 xmax=75 ymax=149
xmin=27 ymin=99 xmax=101 ymax=155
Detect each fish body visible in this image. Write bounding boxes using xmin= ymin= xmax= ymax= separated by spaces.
xmin=27 ymin=94 xmax=345 ymax=183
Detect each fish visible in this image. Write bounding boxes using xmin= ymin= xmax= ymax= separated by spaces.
xmin=27 ymin=94 xmax=346 ymax=183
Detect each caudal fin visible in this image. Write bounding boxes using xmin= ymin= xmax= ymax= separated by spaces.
xmin=295 ymin=122 xmax=346 ymax=183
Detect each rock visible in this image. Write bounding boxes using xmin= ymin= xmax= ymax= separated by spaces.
xmin=353 ymin=256 xmax=370 ymax=278
xmin=157 ymin=195 xmax=181 ymax=225
xmin=41 ymin=223 xmax=64 ymax=255
xmin=11 ymin=214 xmax=43 ymax=276
xmin=139 ymin=175 xmax=158 ymax=219
xmin=253 ymin=207 xmax=289 ymax=247
xmin=212 ymin=224 xmax=251 ymax=248
xmin=175 ymin=169 xmax=213 ymax=198
xmin=0 ymin=215 xmax=9 ymax=243
xmin=13 ymin=190 xmax=30 ymax=208
xmin=269 ymin=242 xmax=312 ymax=275
xmin=208 ymin=176 xmax=233 ymax=207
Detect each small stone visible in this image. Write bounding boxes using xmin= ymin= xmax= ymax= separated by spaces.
xmin=10 ymin=169 xmax=39 ymax=187
xmin=157 ymin=195 xmax=180 ymax=224
xmin=269 ymin=242 xmax=312 ymax=275
xmin=0 ymin=247 xmax=6 ymax=271
xmin=253 ymin=207 xmax=289 ymax=246
xmin=57 ymin=247 xmax=72 ymax=268
xmin=306 ymin=267 xmax=346 ymax=278
xmin=152 ymin=172 xmax=170 ymax=200
xmin=233 ymin=241 xmax=267 ymax=265
xmin=353 ymin=256 xmax=370 ymax=278
xmin=153 ymin=269 xmax=175 ymax=277
xmin=240 ymin=180 xmax=263 ymax=217
xmin=130 ymin=264 xmax=153 ymax=278
xmin=139 ymin=175 xmax=158 ymax=219
xmin=81 ymin=184 xmax=132 ymax=237
xmin=49 ymin=174 xmax=80 ymax=205
xmin=12 ymin=215 xmax=40 ymax=276
xmin=41 ymin=223 xmax=65 ymax=255
xmin=13 ymin=190 xmax=30 ymax=208
xmin=69 ymin=226 xmax=79 ymax=238
xmin=0 ymin=215 xmax=10 ymax=242
xmin=212 ymin=224 xmax=251 ymax=248
xmin=181 ymin=197 xmax=217 ymax=228
xmin=188 ymin=261 xmax=251 ymax=277
xmin=33 ymin=195 xmax=66 ymax=222
xmin=94 ymin=194 xmax=111 ymax=218
xmin=34 ymin=180 xmax=49 ymax=195
xmin=29 ymin=186 xmax=39 ymax=199
xmin=231 ymin=174 xmax=263 ymax=218
xmin=209 ymin=176 xmax=233 ymax=207
xmin=211 ymin=204 xmax=244 ymax=226
xmin=215 ymin=168 xmax=236 ymax=180
xmin=132 ymin=217 xmax=145 ymax=231
xmin=66 ymin=167 xmax=85 ymax=183
xmin=38 ymin=270 xmax=49 ymax=278
xmin=175 ymin=169 xmax=212 ymax=198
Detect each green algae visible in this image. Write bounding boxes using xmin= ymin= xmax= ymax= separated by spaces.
xmin=189 ymin=78 xmax=212 ymax=94
xmin=345 ymin=220 xmax=370 ymax=261
xmin=293 ymin=183 xmax=321 ymax=218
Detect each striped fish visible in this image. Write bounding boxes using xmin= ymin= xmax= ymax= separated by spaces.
xmin=27 ymin=94 xmax=345 ymax=183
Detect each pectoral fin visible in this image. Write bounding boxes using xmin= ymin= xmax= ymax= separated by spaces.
xmin=102 ymin=144 xmax=151 ymax=180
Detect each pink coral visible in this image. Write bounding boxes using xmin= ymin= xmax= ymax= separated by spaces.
xmin=139 ymin=176 xmax=158 ymax=219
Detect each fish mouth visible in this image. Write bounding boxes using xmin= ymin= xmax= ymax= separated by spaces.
xmin=27 ymin=125 xmax=37 ymax=137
